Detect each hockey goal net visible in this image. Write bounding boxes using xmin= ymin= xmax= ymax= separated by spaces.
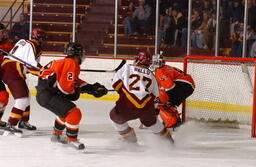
xmin=183 ymin=55 xmax=256 ymax=137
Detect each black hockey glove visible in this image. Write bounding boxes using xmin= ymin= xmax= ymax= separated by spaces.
xmin=91 ymin=82 xmax=108 ymax=98
xmin=80 ymin=83 xmax=94 ymax=94
xmin=80 ymin=82 xmax=108 ymax=98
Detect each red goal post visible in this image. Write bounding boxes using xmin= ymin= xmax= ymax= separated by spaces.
xmin=183 ymin=55 xmax=256 ymax=137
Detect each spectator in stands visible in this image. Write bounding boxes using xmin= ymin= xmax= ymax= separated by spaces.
xmin=247 ymin=26 xmax=256 ymax=57
xmin=180 ymin=9 xmax=202 ymax=48
xmin=210 ymin=0 xmax=217 ymax=13
xmin=189 ymin=10 xmax=203 ymax=48
xmin=132 ymin=0 xmax=151 ymax=36
xmin=248 ymin=0 xmax=256 ymax=32
xmin=220 ymin=0 xmax=232 ymax=20
xmin=250 ymin=37 xmax=256 ymax=58
xmin=123 ymin=2 xmax=135 ymax=36
xmin=191 ymin=11 xmax=209 ymax=49
xmin=10 ymin=13 xmax=29 ymax=44
xmin=158 ymin=7 xmax=172 ymax=48
xmin=230 ymin=0 xmax=244 ymax=36
xmin=202 ymin=0 xmax=213 ymax=12
xmin=230 ymin=22 xmax=243 ymax=57
xmin=192 ymin=0 xmax=202 ymax=9
xmin=205 ymin=12 xmax=216 ymax=49
xmin=165 ymin=8 xmax=186 ymax=47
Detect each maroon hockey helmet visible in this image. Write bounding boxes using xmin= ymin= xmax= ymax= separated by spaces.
xmin=134 ymin=51 xmax=152 ymax=66
xmin=31 ymin=27 xmax=46 ymax=40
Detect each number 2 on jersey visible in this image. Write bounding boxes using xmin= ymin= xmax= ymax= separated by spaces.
xmin=129 ymin=74 xmax=152 ymax=92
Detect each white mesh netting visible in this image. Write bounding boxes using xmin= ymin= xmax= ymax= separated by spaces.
xmin=185 ymin=59 xmax=255 ymax=125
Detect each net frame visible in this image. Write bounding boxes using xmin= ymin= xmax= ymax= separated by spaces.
xmin=183 ymin=55 xmax=256 ymax=137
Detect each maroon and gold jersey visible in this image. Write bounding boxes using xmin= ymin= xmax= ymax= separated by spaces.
xmin=2 ymin=39 xmax=41 ymax=77
xmin=112 ymin=63 xmax=159 ymax=109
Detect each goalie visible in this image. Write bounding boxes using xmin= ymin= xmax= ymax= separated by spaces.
xmin=36 ymin=42 xmax=107 ymax=150
xmin=152 ymin=54 xmax=195 ymax=129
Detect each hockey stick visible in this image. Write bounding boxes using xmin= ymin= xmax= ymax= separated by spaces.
xmin=0 ymin=49 xmax=40 ymax=70
xmin=80 ymin=59 xmax=126 ymax=72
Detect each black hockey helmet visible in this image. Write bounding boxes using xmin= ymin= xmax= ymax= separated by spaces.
xmin=65 ymin=42 xmax=84 ymax=64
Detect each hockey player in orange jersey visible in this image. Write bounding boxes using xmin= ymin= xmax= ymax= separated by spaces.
xmin=36 ymin=42 xmax=108 ymax=150
xmin=152 ymin=54 xmax=195 ymax=129
xmin=110 ymin=51 xmax=174 ymax=144
xmin=1 ymin=27 xmax=45 ymax=136
xmin=0 ymin=23 xmax=13 ymax=128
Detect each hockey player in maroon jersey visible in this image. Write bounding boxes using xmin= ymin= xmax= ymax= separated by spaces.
xmin=0 ymin=23 xmax=13 ymax=128
xmin=36 ymin=42 xmax=108 ymax=150
xmin=1 ymin=27 xmax=45 ymax=136
xmin=110 ymin=51 xmax=174 ymax=144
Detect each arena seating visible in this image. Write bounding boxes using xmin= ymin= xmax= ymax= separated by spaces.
xmin=30 ymin=0 xmax=91 ymax=53
xmin=29 ymin=0 xmax=215 ymax=57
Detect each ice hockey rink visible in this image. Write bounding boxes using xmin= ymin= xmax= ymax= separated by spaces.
xmin=1 ymin=97 xmax=256 ymax=167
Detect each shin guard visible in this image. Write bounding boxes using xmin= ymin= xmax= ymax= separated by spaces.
xmin=54 ymin=117 xmax=66 ymax=135
xmin=65 ymin=108 xmax=82 ymax=141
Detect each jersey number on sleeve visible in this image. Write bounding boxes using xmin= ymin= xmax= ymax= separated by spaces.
xmin=129 ymin=74 xmax=152 ymax=92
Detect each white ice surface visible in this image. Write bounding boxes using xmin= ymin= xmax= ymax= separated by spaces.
xmin=1 ymin=97 xmax=256 ymax=167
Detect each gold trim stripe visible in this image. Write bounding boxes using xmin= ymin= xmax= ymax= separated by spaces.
xmin=1 ymin=59 xmax=15 ymax=67
xmin=122 ymin=88 xmax=152 ymax=109
xmin=22 ymin=111 xmax=30 ymax=116
xmin=16 ymin=62 xmax=25 ymax=79
xmin=186 ymin=100 xmax=252 ymax=115
xmin=114 ymin=81 xmax=122 ymax=91
xmin=10 ymin=113 xmax=22 ymax=119
xmin=26 ymin=40 xmax=37 ymax=56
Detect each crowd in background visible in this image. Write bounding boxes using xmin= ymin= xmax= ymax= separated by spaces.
xmin=2 ymin=0 xmax=256 ymax=58
xmin=122 ymin=0 xmax=256 ymax=58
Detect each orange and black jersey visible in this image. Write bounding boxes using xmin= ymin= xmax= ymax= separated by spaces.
xmin=38 ymin=58 xmax=86 ymax=95
xmin=155 ymin=65 xmax=195 ymax=91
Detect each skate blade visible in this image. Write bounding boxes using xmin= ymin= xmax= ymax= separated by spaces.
xmin=2 ymin=131 xmax=23 ymax=138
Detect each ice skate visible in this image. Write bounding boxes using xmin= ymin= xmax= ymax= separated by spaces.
xmin=168 ymin=133 xmax=175 ymax=144
xmin=51 ymin=133 xmax=68 ymax=144
xmin=0 ymin=121 xmax=7 ymax=129
xmin=67 ymin=140 xmax=85 ymax=150
xmin=18 ymin=121 xmax=37 ymax=130
xmin=3 ymin=124 xmax=23 ymax=137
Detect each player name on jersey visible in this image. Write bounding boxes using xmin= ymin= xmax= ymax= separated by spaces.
xmin=134 ymin=67 xmax=151 ymax=75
